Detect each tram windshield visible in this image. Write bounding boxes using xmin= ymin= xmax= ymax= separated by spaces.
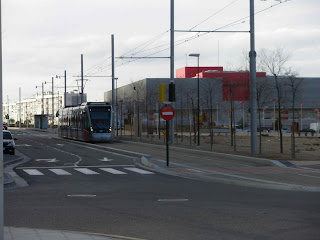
xmin=89 ymin=107 xmax=111 ymax=130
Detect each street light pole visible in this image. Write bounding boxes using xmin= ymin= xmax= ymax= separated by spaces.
xmin=189 ymin=53 xmax=200 ymax=146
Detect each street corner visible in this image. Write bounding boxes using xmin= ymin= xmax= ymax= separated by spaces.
xmin=3 ymin=153 xmax=23 ymax=167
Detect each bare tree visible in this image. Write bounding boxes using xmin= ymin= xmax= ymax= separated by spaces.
xmin=202 ymin=79 xmax=219 ymax=129
xmin=260 ymin=47 xmax=291 ymax=153
xmin=131 ymin=80 xmax=145 ymax=137
xmin=256 ymin=77 xmax=273 ymax=154
xmin=285 ymin=69 xmax=303 ymax=159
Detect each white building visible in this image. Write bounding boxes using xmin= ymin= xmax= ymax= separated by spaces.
xmin=2 ymin=91 xmax=86 ymax=126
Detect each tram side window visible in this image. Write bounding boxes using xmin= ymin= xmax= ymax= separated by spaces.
xmin=85 ymin=113 xmax=90 ymax=130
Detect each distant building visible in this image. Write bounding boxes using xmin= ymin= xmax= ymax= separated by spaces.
xmin=2 ymin=91 xmax=86 ymax=126
xmin=103 ymin=66 xmax=320 ymax=130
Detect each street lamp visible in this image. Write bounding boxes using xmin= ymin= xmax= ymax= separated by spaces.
xmin=300 ymin=103 xmax=304 ymax=131
xmin=189 ymin=53 xmax=200 ymax=146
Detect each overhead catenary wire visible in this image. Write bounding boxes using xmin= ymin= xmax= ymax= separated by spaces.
xmin=73 ymin=0 xmax=289 ymax=80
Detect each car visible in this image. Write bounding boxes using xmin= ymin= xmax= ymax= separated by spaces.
xmin=3 ymin=130 xmax=17 ymax=155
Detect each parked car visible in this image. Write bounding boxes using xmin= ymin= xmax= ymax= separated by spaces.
xmin=3 ymin=130 xmax=17 ymax=155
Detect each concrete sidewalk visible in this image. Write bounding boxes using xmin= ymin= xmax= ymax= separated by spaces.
xmin=4 ymin=227 xmax=139 ymax=240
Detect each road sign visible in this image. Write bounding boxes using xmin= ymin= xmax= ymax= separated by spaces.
xmin=160 ymin=106 xmax=175 ymax=121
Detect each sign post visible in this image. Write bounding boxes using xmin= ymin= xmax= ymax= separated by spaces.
xmin=160 ymin=105 xmax=175 ymax=166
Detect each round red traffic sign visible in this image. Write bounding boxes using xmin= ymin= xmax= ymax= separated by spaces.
xmin=160 ymin=106 xmax=175 ymax=121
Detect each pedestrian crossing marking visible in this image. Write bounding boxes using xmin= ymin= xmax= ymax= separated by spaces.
xmin=124 ymin=167 xmax=154 ymax=174
xmin=99 ymin=168 xmax=127 ymax=174
xmin=23 ymin=169 xmax=44 ymax=176
xmin=74 ymin=168 xmax=100 ymax=175
xmin=20 ymin=167 xmax=154 ymax=176
xmin=49 ymin=169 xmax=72 ymax=175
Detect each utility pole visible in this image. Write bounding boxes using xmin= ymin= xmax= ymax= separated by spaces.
xmin=19 ymin=87 xmax=21 ymax=128
xmin=81 ymin=54 xmax=84 ymax=104
xmin=0 ymin=1 xmax=4 ymax=238
xmin=111 ymin=34 xmax=115 ymax=139
xmin=64 ymin=70 xmax=67 ymax=108
xmin=170 ymin=0 xmax=175 ymax=144
xmin=249 ymin=0 xmax=258 ymax=154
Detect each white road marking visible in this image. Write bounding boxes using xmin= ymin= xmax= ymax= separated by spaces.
xmin=16 ymin=165 xmax=135 ymax=169
xmin=23 ymin=169 xmax=44 ymax=176
xmin=99 ymin=168 xmax=127 ymax=175
xmin=49 ymin=169 xmax=72 ymax=175
xmin=57 ymin=144 xmax=64 ymax=146
xmin=99 ymin=157 xmax=113 ymax=162
xmin=15 ymin=144 xmax=32 ymax=147
xmin=124 ymin=167 xmax=154 ymax=175
xmin=74 ymin=168 xmax=100 ymax=175
xmin=35 ymin=158 xmax=59 ymax=163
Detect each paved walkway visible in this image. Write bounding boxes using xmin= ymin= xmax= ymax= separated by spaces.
xmin=4 ymin=227 xmax=139 ymax=240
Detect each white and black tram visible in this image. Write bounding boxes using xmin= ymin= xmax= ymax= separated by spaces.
xmin=57 ymin=102 xmax=112 ymax=142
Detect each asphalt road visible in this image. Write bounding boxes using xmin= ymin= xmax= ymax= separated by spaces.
xmin=4 ymin=129 xmax=320 ymax=240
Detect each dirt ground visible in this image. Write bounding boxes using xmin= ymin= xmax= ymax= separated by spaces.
xmin=119 ymin=131 xmax=320 ymax=161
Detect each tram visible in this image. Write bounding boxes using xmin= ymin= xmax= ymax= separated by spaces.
xmin=57 ymin=102 xmax=112 ymax=142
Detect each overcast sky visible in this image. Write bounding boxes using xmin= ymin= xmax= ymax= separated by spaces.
xmin=2 ymin=0 xmax=319 ymax=102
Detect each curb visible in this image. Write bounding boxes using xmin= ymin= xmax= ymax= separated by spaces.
xmin=3 ymin=155 xmax=23 ymax=188
xmin=139 ymin=156 xmax=320 ymax=192
xmin=120 ymin=140 xmax=285 ymax=167
xmin=4 ymin=151 xmax=30 ymax=188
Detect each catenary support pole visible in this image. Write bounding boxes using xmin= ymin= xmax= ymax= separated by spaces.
xmin=111 ymin=34 xmax=115 ymax=139
xmin=249 ymin=0 xmax=258 ymax=154
xmin=170 ymin=0 xmax=175 ymax=144
xmin=81 ymin=54 xmax=84 ymax=104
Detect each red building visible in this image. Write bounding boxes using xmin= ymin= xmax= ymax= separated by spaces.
xmin=176 ymin=67 xmax=266 ymax=101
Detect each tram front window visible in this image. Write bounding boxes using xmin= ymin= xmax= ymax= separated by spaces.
xmin=89 ymin=107 xmax=111 ymax=132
